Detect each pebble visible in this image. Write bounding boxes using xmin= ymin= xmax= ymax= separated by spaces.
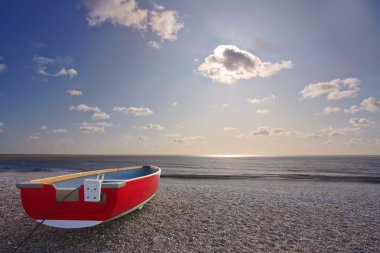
xmin=0 ymin=172 xmax=379 ymax=252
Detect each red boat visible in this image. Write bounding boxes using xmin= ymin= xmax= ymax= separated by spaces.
xmin=16 ymin=165 xmax=161 ymax=228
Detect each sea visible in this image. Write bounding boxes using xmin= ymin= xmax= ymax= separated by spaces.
xmin=0 ymin=155 xmax=380 ymax=182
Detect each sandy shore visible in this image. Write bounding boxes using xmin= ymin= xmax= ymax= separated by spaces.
xmin=1 ymin=171 xmax=379 ymax=253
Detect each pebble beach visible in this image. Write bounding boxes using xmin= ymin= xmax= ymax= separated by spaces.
xmin=1 ymin=171 xmax=379 ymax=253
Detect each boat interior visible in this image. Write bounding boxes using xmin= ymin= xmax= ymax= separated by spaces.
xmin=26 ymin=166 xmax=159 ymax=189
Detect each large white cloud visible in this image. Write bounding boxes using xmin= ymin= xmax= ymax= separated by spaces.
xmin=112 ymin=106 xmax=154 ymax=116
xmin=197 ymin=45 xmax=292 ymax=85
xmin=84 ymin=0 xmax=148 ymax=30
xmin=300 ymin=77 xmax=360 ymax=100
xmin=83 ymin=0 xmax=183 ymax=43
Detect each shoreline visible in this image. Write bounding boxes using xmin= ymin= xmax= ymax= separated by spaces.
xmin=1 ymin=171 xmax=379 ymax=252
xmin=161 ymin=174 xmax=380 ymax=183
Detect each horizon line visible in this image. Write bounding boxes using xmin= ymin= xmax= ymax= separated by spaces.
xmin=0 ymin=153 xmax=379 ymax=157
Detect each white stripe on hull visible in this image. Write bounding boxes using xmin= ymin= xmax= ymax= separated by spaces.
xmin=35 ymin=193 xmax=157 ymax=229
xmin=35 ymin=219 xmax=102 ymax=229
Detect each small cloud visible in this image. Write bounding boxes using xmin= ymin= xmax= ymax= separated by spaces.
xmin=325 ymin=126 xmax=360 ymax=137
xmin=39 ymin=125 xmax=48 ymax=131
xmin=167 ymin=133 xmax=207 ymax=145
xmin=251 ymin=126 xmax=297 ymax=137
xmin=0 ymin=63 xmax=7 ymax=73
xmin=256 ymin=109 xmax=270 ymax=115
xmin=348 ymin=138 xmax=367 ymax=146
xmin=70 ymin=104 xmax=101 ymax=113
xmin=112 ymin=106 xmax=127 ymax=112
xmin=92 ymin=112 xmax=111 ymax=120
xmin=33 ymin=55 xmax=78 ymax=79
xmin=304 ymin=133 xmax=322 ymax=139
xmin=194 ymin=58 xmax=199 ymax=62
xmin=112 ymin=106 xmax=154 ymax=116
xmin=52 ymin=128 xmax=67 ymax=134
xmin=0 ymin=57 xmax=7 ymax=73
xmin=251 ymin=126 xmax=271 ymax=136
xmin=33 ymin=56 xmax=55 ymax=65
xmin=247 ymin=95 xmax=276 ymax=105
xmin=329 ymin=131 xmax=345 ymax=137
xmin=300 ymin=77 xmax=360 ymax=100
xmin=149 ymin=5 xmax=184 ymax=41
xmin=360 ymin=97 xmax=380 ymax=112
xmin=235 ymin=132 xmax=250 ymax=139
xmin=322 ymin=106 xmax=341 ymax=114
xmin=252 ymin=37 xmax=279 ymax=53
xmin=148 ymin=40 xmax=161 ymax=49
xmin=172 ymin=102 xmax=178 ymax=106
xmin=197 ymin=45 xmax=292 ymax=85
xmin=29 ymin=41 xmax=45 ymax=49
xmin=224 ymin=127 xmax=238 ymax=131
xmin=0 ymin=121 xmax=5 ymax=133
xmin=344 ymin=105 xmax=361 ymax=114
xmin=55 ymin=68 xmax=78 ymax=77
xmin=138 ymin=135 xmax=148 ymax=142
xmin=212 ymin=104 xmax=229 ymax=109
xmin=79 ymin=122 xmax=112 ymax=133
xmin=66 ymin=89 xmax=83 ymax=96
xmin=349 ymin=118 xmax=374 ymax=127
xmin=140 ymin=123 xmax=165 ymax=130
xmin=344 ymin=97 xmax=380 ymax=114
xmin=28 ymin=134 xmax=40 ymax=140
xmin=55 ymin=137 xmax=75 ymax=147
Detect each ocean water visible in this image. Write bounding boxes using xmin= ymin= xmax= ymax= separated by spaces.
xmin=0 ymin=155 xmax=379 ymax=182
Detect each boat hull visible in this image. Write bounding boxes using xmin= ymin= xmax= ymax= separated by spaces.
xmin=17 ymin=166 xmax=160 ymax=228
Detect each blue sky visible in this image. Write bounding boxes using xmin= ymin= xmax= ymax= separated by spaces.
xmin=0 ymin=0 xmax=380 ymax=155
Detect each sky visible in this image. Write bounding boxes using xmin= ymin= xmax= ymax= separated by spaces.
xmin=0 ymin=0 xmax=380 ymax=156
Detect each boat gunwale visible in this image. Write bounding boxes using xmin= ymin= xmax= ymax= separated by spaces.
xmin=16 ymin=165 xmax=161 ymax=189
